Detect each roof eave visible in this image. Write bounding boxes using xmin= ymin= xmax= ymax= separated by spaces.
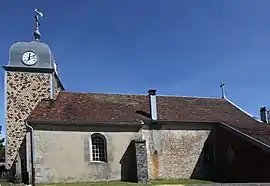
xmin=26 ymin=119 xmax=220 ymax=126
xmin=25 ymin=119 xmax=142 ymax=126
xmin=220 ymin=122 xmax=270 ymax=153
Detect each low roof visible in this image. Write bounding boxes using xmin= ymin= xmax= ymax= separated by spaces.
xmin=27 ymin=91 xmax=270 ymax=146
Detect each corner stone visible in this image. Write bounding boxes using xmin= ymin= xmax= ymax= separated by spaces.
xmin=134 ymin=140 xmax=149 ymax=183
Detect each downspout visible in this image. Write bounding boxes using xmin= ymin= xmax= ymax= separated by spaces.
xmin=50 ymin=73 xmax=54 ymax=100
xmin=25 ymin=123 xmax=35 ymax=186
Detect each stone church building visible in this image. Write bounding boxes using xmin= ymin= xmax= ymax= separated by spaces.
xmin=3 ymin=11 xmax=270 ymax=185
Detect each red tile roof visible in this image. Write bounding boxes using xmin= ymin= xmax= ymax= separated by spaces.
xmin=27 ymin=91 xmax=270 ymax=146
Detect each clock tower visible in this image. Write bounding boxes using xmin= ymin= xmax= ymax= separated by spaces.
xmin=2 ymin=9 xmax=64 ymax=181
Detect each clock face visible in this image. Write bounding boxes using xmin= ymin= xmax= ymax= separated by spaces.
xmin=21 ymin=51 xmax=38 ymax=66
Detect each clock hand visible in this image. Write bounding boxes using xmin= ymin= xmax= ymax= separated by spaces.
xmin=29 ymin=54 xmax=35 ymax=58
xmin=28 ymin=53 xmax=31 ymax=60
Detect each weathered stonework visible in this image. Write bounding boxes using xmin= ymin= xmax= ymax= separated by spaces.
xmin=53 ymin=75 xmax=62 ymax=99
xmin=5 ymin=71 xmax=62 ymax=169
xmin=5 ymin=71 xmax=50 ymax=169
xmin=31 ymin=122 xmax=215 ymax=184
xmin=33 ymin=129 xmax=139 ymax=184
xmin=134 ymin=140 xmax=148 ymax=183
xmin=142 ymin=126 xmax=212 ymax=179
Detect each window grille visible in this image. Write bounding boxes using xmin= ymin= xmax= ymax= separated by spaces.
xmin=91 ymin=134 xmax=107 ymax=162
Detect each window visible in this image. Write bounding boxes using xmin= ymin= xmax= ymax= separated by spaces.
xmin=203 ymin=142 xmax=214 ymax=166
xmin=91 ymin=133 xmax=107 ymax=162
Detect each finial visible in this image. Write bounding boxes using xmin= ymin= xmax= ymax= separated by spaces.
xmin=220 ymin=81 xmax=226 ymax=99
xmin=34 ymin=8 xmax=43 ymax=41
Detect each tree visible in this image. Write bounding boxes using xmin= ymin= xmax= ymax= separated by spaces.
xmin=0 ymin=126 xmax=5 ymax=162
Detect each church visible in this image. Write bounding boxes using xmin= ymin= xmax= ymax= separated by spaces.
xmin=3 ymin=9 xmax=270 ymax=185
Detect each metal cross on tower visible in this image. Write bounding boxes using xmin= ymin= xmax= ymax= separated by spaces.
xmin=34 ymin=8 xmax=44 ymax=41
xmin=220 ymin=81 xmax=226 ymax=99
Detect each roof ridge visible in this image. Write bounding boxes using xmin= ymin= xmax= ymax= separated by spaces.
xmin=60 ymin=91 xmax=146 ymax=96
xmin=60 ymin=91 xmax=223 ymax=100
xmin=159 ymin=94 xmax=222 ymax=100
xmin=225 ymin=98 xmax=262 ymax=123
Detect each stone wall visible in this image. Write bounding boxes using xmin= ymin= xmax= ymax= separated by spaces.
xmin=215 ymin=124 xmax=270 ymax=183
xmin=120 ymin=140 xmax=148 ymax=183
xmin=119 ymin=140 xmax=137 ymax=182
xmin=31 ymin=122 xmax=217 ymax=183
xmin=5 ymin=71 xmax=51 ymax=169
xmin=134 ymin=140 xmax=148 ymax=183
xmin=142 ymin=123 xmax=213 ymax=180
xmin=33 ymin=129 xmax=140 ymax=184
xmin=53 ymin=74 xmax=62 ymax=98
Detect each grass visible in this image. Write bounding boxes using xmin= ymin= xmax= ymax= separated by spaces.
xmin=39 ymin=179 xmax=213 ymax=186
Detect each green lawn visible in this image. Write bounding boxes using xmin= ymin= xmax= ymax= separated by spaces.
xmin=39 ymin=179 xmax=213 ymax=186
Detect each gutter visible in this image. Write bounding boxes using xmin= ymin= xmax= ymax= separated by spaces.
xmin=26 ymin=120 xmax=142 ymax=126
xmin=25 ymin=123 xmax=35 ymax=186
xmin=50 ymin=73 xmax=54 ymax=100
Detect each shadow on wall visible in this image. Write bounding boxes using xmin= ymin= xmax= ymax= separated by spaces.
xmin=3 ymin=137 xmax=29 ymax=184
xmin=120 ymin=140 xmax=138 ymax=183
xmin=120 ymin=123 xmax=270 ymax=183
xmin=19 ymin=137 xmax=29 ymax=184
xmin=120 ymin=128 xmax=217 ymax=183
xmin=190 ymin=129 xmax=216 ymax=182
xmin=191 ymin=124 xmax=270 ymax=183
xmin=214 ymin=124 xmax=270 ymax=183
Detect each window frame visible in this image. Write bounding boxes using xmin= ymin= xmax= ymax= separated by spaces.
xmin=89 ymin=133 xmax=108 ymax=163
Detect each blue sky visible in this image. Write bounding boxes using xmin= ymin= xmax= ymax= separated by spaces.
xmin=1 ymin=0 xmax=270 ymax=136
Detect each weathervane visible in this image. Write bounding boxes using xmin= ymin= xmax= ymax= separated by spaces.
xmin=220 ymin=81 xmax=226 ymax=99
xmin=34 ymin=8 xmax=43 ymax=41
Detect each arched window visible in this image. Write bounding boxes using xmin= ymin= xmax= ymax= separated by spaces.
xmin=91 ymin=133 xmax=107 ymax=162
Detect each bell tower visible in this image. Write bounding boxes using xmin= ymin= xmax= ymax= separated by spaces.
xmin=2 ymin=9 xmax=64 ymax=176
